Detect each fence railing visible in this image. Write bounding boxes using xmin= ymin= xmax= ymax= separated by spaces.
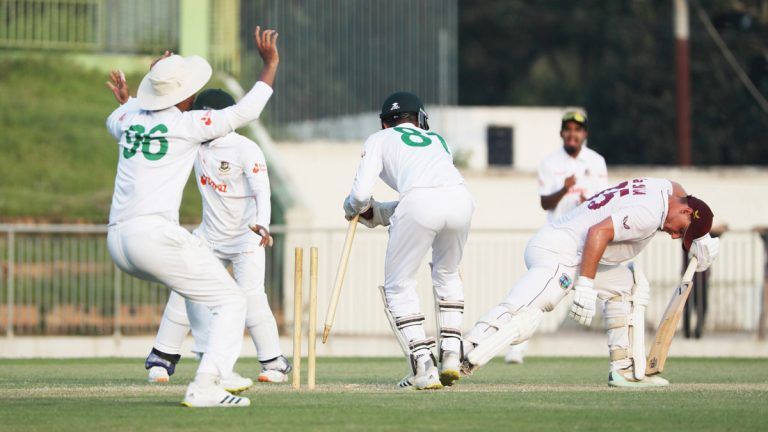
xmin=0 ymin=224 xmax=765 ymax=338
xmin=0 ymin=0 xmax=239 ymax=75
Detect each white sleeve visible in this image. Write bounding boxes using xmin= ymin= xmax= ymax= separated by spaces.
xmin=595 ymin=156 xmax=609 ymax=190
xmin=349 ymin=136 xmax=383 ymax=212
xmin=611 ymin=206 xmax=659 ymax=242
xmin=538 ymin=159 xmax=559 ymax=196
xmin=105 ymin=98 xmax=139 ymax=140
xmin=241 ymin=138 xmax=271 ymax=230
xmin=180 ymin=81 xmax=274 ymax=143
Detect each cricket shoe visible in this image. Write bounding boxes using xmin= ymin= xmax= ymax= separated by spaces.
xmin=221 ymin=372 xmax=253 ymax=394
xmin=439 ymin=351 xmax=461 ymax=387
xmin=147 ymin=366 xmax=170 ymax=383
xmin=608 ymin=368 xmax=669 ymax=388
xmin=413 ymin=357 xmax=443 ymax=390
xmin=258 ymin=355 xmax=292 ymax=383
xmin=181 ymin=382 xmax=250 ymax=408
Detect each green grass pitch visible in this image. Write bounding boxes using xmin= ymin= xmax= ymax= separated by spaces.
xmin=0 ymin=357 xmax=766 ymax=431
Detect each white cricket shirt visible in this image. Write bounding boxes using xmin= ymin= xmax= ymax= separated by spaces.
xmin=539 ymin=146 xmax=608 ymax=222
xmin=552 ymin=177 xmax=672 ymax=265
xmin=106 ymin=81 xmax=273 ymax=225
xmin=193 ymin=132 xmax=271 ymax=252
xmin=349 ymin=123 xmax=465 ymax=211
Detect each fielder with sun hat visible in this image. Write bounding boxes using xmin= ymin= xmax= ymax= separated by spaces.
xmin=462 ymin=178 xmax=719 ymax=387
xmin=104 ymin=27 xmax=278 ymax=408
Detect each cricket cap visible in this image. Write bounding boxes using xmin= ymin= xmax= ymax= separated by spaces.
xmin=561 ymin=110 xmax=588 ymax=131
xmin=683 ymin=195 xmax=714 ymax=251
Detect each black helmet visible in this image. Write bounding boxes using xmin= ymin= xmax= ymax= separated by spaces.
xmin=193 ymin=88 xmax=236 ymax=110
xmin=379 ymin=91 xmax=429 ymax=130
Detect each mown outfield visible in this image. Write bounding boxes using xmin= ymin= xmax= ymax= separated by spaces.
xmin=0 ymin=357 xmax=766 ymax=431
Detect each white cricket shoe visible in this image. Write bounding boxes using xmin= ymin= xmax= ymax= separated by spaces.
xmin=413 ymin=357 xmax=443 ymax=390
xmin=147 ymin=366 xmax=170 ymax=383
xmin=395 ymin=357 xmax=443 ymax=390
xmin=220 ymin=372 xmax=253 ymax=394
xmin=439 ymin=351 xmax=461 ymax=387
xmin=608 ymin=369 xmax=669 ymax=388
xmin=181 ymin=382 xmax=251 ymax=408
xmin=258 ymin=356 xmax=292 ymax=383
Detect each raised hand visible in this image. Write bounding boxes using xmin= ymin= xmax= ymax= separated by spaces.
xmin=254 ymin=26 xmax=279 ymax=67
xmin=106 ymin=69 xmax=130 ymax=105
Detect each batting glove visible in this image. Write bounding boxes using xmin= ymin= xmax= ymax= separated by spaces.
xmin=343 ymin=195 xmax=371 ymax=221
xmin=689 ymin=234 xmax=719 ymax=272
xmin=569 ymin=276 xmax=597 ymax=326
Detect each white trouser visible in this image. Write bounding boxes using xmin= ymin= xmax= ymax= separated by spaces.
xmin=468 ymin=226 xmax=636 ymax=366
xmin=384 ymin=185 xmax=474 ymax=354
xmin=154 ymin=239 xmax=283 ymax=362
xmin=107 ymin=216 xmax=246 ymax=378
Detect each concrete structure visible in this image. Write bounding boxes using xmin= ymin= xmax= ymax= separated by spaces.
xmin=284 ymin=106 xmax=582 ymax=171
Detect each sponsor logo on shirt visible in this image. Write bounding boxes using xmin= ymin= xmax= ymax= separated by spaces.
xmin=252 ymin=163 xmax=268 ymax=174
xmin=623 ymin=216 xmax=630 ymax=230
xmin=200 ymin=174 xmax=227 ymax=193
xmin=558 ymin=273 xmax=572 ymax=290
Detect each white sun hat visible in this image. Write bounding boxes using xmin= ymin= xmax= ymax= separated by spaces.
xmin=136 ymin=54 xmax=213 ymax=111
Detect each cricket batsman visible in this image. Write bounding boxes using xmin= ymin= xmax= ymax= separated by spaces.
xmin=506 ymin=110 xmax=608 ymax=364
xmin=462 ymin=178 xmax=720 ymax=387
xmin=144 ymin=89 xmax=291 ymax=391
xmin=105 ymin=27 xmax=279 ymax=407
xmin=343 ymin=92 xmax=474 ymax=390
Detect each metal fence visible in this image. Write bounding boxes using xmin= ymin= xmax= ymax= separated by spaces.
xmin=0 ymin=0 xmax=179 ymax=52
xmin=0 ymin=224 xmax=765 ymax=338
xmin=239 ymin=0 xmax=458 ymax=129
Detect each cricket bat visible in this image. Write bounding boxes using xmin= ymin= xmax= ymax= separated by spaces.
xmin=646 ymin=257 xmax=698 ymax=376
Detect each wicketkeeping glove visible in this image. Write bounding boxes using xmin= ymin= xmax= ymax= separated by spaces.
xmin=569 ymin=276 xmax=597 ymax=326
xmin=689 ymin=233 xmax=720 ymax=272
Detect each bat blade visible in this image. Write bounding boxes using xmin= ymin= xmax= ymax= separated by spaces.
xmin=646 ymin=257 xmax=698 ymax=376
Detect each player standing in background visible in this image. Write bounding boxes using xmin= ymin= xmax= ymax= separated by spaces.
xmin=343 ymin=92 xmax=474 ymax=390
xmin=505 ymin=111 xmax=608 ymax=363
xmin=463 ymin=178 xmax=720 ymax=387
xmin=104 ymin=27 xmax=279 ymax=407
xmin=145 ymin=89 xmax=291 ymax=391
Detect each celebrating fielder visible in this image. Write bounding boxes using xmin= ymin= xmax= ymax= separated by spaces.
xmin=105 ymin=27 xmax=279 ymax=407
xmin=343 ymin=92 xmax=474 ymax=390
xmin=462 ymin=178 xmax=719 ymax=387
xmin=145 ymin=89 xmax=291 ymax=392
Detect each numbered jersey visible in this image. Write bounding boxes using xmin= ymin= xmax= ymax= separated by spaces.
xmin=194 ymin=132 xmax=271 ymax=252
xmin=348 ymin=123 xmax=464 ymax=209
xmin=105 ymin=82 xmax=273 ymax=225
xmin=552 ymin=177 xmax=673 ymax=264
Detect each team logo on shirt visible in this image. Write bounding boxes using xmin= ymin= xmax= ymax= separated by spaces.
xmin=201 ymin=111 xmax=212 ymax=126
xmin=623 ymin=216 xmax=630 ymax=230
xmin=218 ymin=161 xmax=231 ymax=175
xmin=558 ymin=273 xmax=572 ymax=290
